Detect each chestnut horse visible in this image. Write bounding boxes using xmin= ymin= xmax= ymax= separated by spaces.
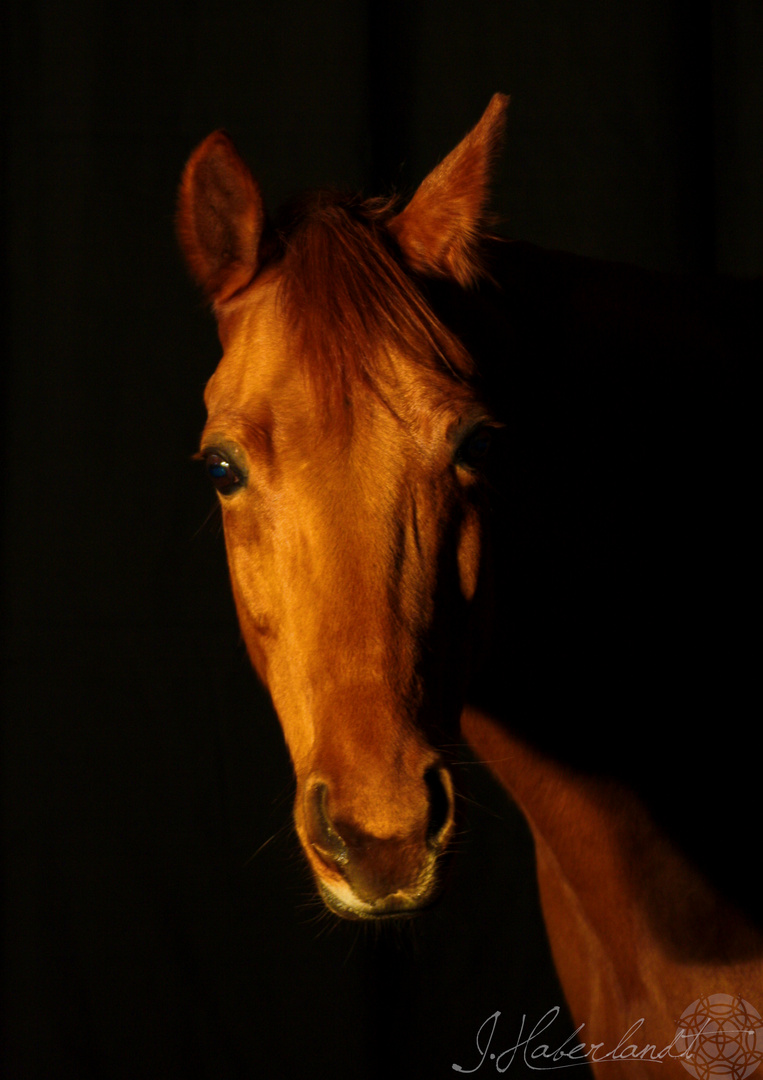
xmin=178 ymin=95 xmax=762 ymax=1075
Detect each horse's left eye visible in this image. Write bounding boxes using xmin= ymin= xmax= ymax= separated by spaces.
xmin=204 ymin=451 xmax=243 ymax=495
xmin=456 ymin=425 xmax=497 ymax=471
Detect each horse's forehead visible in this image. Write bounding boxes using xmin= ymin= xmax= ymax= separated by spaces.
xmin=204 ymin=277 xmax=297 ymax=416
xmin=204 ymin=270 xmax=477 ymax=461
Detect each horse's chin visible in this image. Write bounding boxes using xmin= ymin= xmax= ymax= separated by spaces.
xmin=316 ymin=876 xmax=441 ymax=921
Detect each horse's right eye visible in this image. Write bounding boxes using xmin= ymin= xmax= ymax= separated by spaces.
xmin=204 ymin=451 xmax=244 ymax=495
xmin=454 ymin=422 xmax=503 ymax=473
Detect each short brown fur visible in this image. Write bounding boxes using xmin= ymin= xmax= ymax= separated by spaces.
xmin=178 ymin=95 xmax=763 ymax=1078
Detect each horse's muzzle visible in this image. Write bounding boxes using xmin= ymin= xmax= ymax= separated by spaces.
xmin=302 ymin=767 xmax=455 ymax=919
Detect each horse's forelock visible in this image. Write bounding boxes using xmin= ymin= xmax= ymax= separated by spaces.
xmin=266 ymin=191 xmax=477 ymax=417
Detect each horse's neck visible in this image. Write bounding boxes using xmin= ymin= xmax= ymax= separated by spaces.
xmin=465 ymin=239 xmax=760 ymax=906
xmin=460 ymin=707 xmax=761 ymax=960
xmin=457 ymin=243 xmax=762 ymax=1068
xmin=461 ymin=707 xmax=763 ymax=1063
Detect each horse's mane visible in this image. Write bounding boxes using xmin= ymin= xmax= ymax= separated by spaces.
xmin=263 ymin=190 xmax=476 ymax=413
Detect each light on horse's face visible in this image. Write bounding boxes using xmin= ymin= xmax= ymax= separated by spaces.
xmin=199 ymin=280 xmax=494 ymax=919
xmin=179 ymin=96 xmax=508 ymax=919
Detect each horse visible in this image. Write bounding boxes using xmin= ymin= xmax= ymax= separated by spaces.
xmin=177 ymin=94 xmax=763 ymax=1076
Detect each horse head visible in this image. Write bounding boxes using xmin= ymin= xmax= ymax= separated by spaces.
xmin=177 ymin=95 xmax=508 ymax=918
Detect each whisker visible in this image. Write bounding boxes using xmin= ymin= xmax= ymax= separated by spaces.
xmin=454 ymin=791 xmax=506 ymax=822
xmin=190 ymin=501 xmax=222 ymax=542
xmin=241 ymin=814 xmax=295 ymax=869
xmin=242 ymin=832 xmax=277 ymax=868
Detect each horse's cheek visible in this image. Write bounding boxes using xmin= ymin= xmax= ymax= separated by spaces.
xmin=457 ymin=506 xmax=482 ymax=604
xmin=223 ymin=523 xmax=276 ymax=657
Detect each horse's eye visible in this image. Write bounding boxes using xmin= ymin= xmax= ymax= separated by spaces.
xmin=204 ymin=451 xmax=243 ymax=495
xmin=456 ymin=425 xmax=497 ymax=471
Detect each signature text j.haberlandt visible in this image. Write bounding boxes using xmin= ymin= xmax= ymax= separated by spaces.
xmin=453 ymin=1007 xmax=697 ymax=1072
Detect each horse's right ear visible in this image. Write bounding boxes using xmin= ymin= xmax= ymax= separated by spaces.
xmin=389 ymin=93 xmax=509 ymax=287
xmin=177 ymin=131 xmax=264 ymax=304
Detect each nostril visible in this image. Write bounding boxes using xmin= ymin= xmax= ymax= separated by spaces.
xmin=307 ymin=782 xmax=349 ymax=869
xmin=425 ymin=766 xmax=454 ymax=848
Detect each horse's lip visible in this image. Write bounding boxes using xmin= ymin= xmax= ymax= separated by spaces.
xmin=316 ymin=879 xmax=436 ymax=922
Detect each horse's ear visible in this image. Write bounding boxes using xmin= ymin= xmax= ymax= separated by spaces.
xmin=177 ymin=131 xmax=264 ymax=304
xmin=389 ymin=93 xmax=509 ymax=287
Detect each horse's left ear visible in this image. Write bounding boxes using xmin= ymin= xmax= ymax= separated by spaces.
xmin=177 ymin=131 xmax=264 ymax=304
xmin=389 ymin=93 xmax=509 ymax=287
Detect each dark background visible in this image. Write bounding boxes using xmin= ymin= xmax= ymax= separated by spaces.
xmin=2 ymin=3 xmax=761 ymax=1078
